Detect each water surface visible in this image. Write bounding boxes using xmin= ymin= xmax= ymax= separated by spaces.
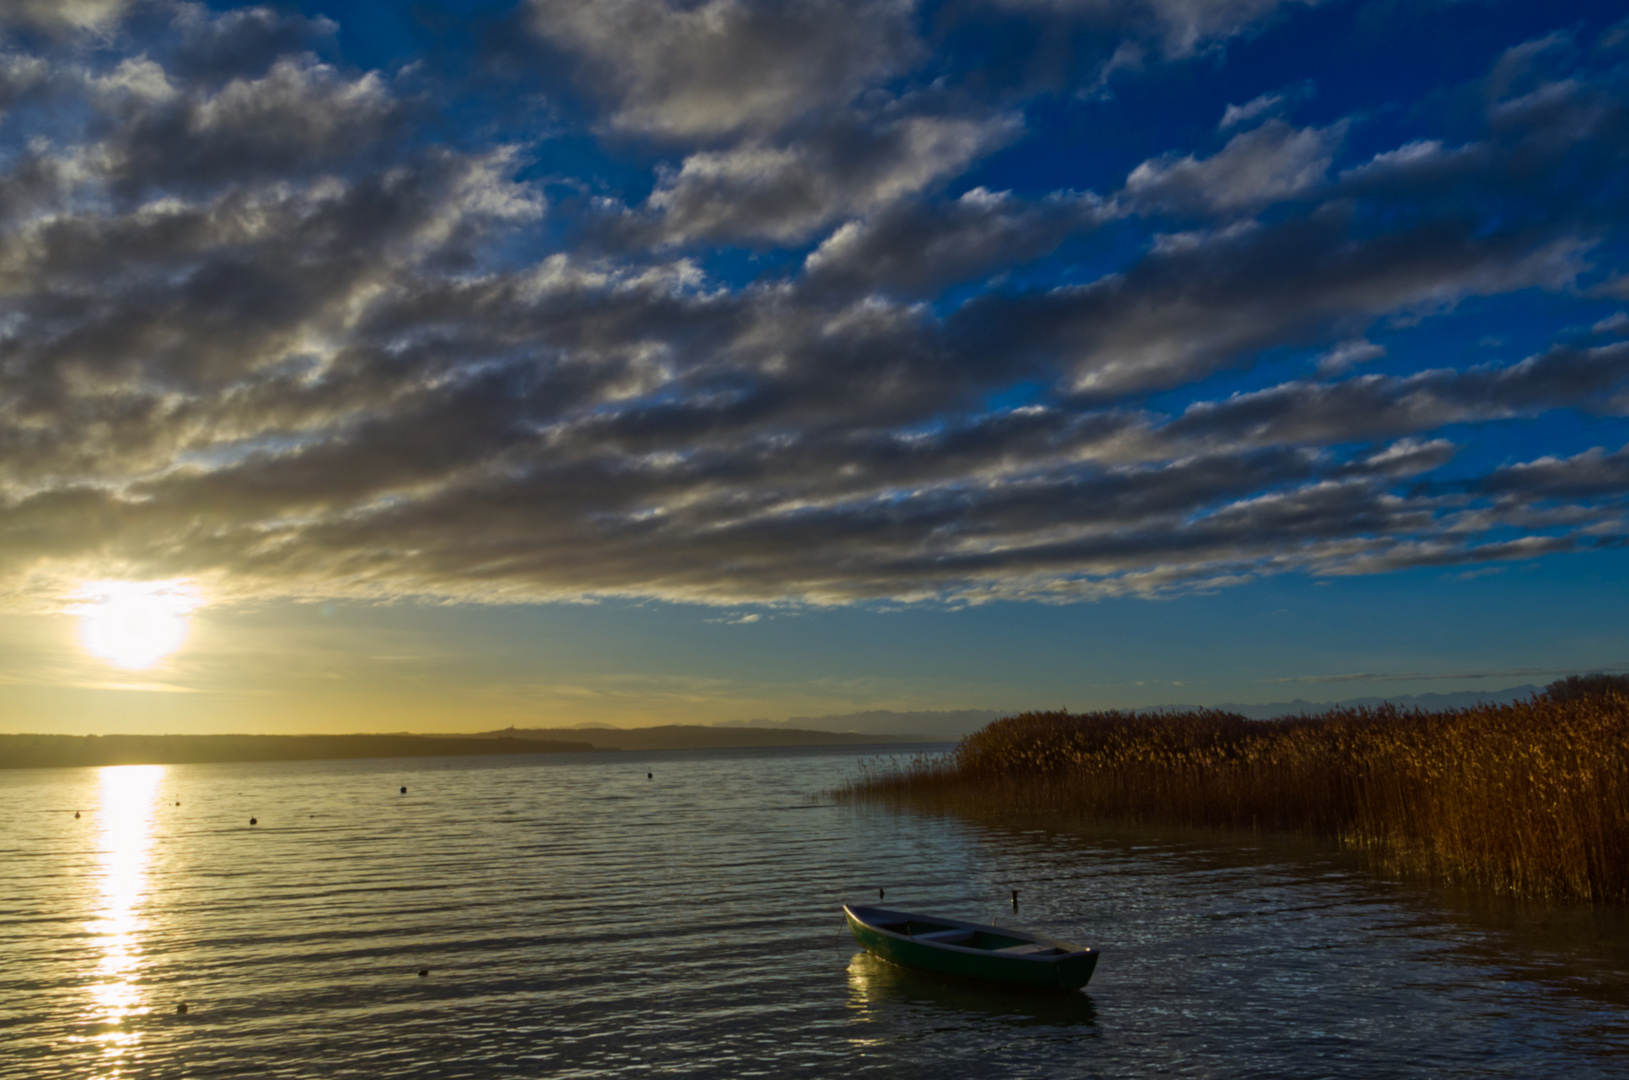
xmin=3 ymin=745 xmax=1628 ymax=1078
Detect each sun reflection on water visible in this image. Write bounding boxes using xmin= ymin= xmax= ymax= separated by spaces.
xmin=78 ymin=765 xmax=166 ymax=1074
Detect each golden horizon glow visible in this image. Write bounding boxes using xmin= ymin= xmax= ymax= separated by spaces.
xmin=77 ymin=764 xmax=165 ymax=1069
xmin=75 ymin=581 xmax=202 ymax=670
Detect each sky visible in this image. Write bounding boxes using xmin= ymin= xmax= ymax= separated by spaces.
xmin=1 ymin=0 xmax=1627 ymax=735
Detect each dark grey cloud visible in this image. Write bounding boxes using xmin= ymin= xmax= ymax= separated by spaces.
xmin=1479 ymin=444 xmax=1629 ymax=500
xmin=0 ymin=51 xmax=49 ymax=114
xmin=1165 ymin=342 xmax=1629 ymax=449
xmin=96 ymin=55 xmax=405 ymax=199
xmin=950 ymin=220 xmax=1586 ymax=399
xmin=802 ymin=187 xmax=1110 ymax=297
xmin=165 ymin=3 xmax=340 ymax=84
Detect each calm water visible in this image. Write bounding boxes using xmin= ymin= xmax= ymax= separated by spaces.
xmin=4 ymin=745 xmax=1629 ymax=1079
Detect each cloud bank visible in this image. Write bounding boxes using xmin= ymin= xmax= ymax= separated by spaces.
xmin=0 ymin=1 xmax=1626 ymax=613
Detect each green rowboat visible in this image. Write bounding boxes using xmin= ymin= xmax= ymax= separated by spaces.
xmin=843 ymin=904 xmax=1098 ymax=991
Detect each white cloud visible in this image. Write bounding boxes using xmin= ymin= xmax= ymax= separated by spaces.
xmin=526 ymin=0 xmax=920 ymax=139
xmin=1 ymin=0 xmax=129 ymax=33
xmin=648 ymin=113 xmax=1022 ymax=244
xmin=1125 ymin=120 xmax=1344 ymax=214
xmin=1316 ymin=339 xmax=1385 ymax=374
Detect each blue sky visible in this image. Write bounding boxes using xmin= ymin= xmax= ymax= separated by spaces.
xmin=0 ymin=0 xmax=1626 ymax=733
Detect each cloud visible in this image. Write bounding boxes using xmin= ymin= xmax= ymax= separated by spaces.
xmin=1124 ymin=119 xmax=1344 ymax=215
xmin=166 ymin=3 xmax=340 ymax=84
xmin=524 ymin=0 xmax=920 ymax=140
xmin=1220 ymin=90 xmax=1285 ymax=130
xmin=1165 ymin=343 xmax=1629 ymax=449
xmin=1479 ymin=444 xmax=1629 ymax=499
xmin=987 ymin=0 xmax=1320 ymax=61
xmin=0 ymin=52 xmax=50 ymax=116
xmin=0 ymin=1 xmax=1625 ymax=617
xmin=1315 ymin=339 xmax=1385 ymax=374
xmin=0 ymin=0 xmax=129 ymax=33
xmin=1594 ymin=312 xmax=1629 ymax=336
xmin=952 ymin=222 xmax=1590 ymax=399
xmin=1219 ymin=81 xmax=1313 ymax=129
xmin=802 ymin=186 xmax=1109 ymax=296
xmin=645 ymin=112 xmax=1022 ymax=244
xmin=101 ymin=55 xmax=401 ymax=198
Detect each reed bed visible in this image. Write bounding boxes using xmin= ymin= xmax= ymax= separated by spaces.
xmin=836 ymin=695 xmax=1629 ymax=904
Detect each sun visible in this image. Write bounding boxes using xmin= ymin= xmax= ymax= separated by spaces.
xmin=76 ymin=581 xmax=202 ymax=670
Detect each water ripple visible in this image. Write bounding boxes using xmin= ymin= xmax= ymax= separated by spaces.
xmin=3 ymin=746 xmax=1629 ymax=1079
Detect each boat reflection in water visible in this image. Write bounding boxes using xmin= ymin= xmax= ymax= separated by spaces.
xmin=845 ymin=949 xmax=1098 ymax=1037
xmin=75 ymin=765 xmax=166 ymax=1074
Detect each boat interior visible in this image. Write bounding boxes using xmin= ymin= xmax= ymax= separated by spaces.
xmin=873 ymin=919 xmax=1071 ymax=956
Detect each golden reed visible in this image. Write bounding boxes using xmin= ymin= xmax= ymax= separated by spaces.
xmin=837 ymin=695 xmax=1629 ymax=903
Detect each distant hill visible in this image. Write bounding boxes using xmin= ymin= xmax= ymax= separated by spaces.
xmin=0 ymin=733 xmax=597 ymax=770
xmin=3 ymin=689 xmax=1555 ymax=770
xmin=716 ymin=710 xmax=1004 ymax=738
xmin=710 ymin=690 xmax=1550 ymax=735
xmin=476 ymin=725 xmax=934 ymax=750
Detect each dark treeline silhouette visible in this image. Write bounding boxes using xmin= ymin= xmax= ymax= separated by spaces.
xmin=838 ymin=691 xmax=1629 ymax=904
xmin=1544 ymin=672 xmax=1629 ymax=702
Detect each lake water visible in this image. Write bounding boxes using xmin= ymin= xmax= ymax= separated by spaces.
xmin=4 ymin=744 xmax=1629 ymax=1079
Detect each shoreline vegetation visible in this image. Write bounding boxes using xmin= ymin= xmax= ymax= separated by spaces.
xmin=836 ymin=677 xmax=1629 ymax=905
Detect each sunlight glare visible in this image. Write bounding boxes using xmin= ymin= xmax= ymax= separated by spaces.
xmin=78 ymin=765 xmax=165 ymax=1065
xmin=75 ymin=581 xmax=202 ymax=670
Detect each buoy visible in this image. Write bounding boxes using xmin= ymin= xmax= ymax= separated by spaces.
xmin=74 ymin=811 xmax=80 ymax=819
xmin=176 ymin=1003 xmax=188 ymax=1015
xmin=418 ymin=968 xmax=429 ymax=977
xmin=878 ymin=888 xmax=885 ymax=900
xmin=1011 ymin=889 xmax=1019 ymax=912
xmin=249 ymin=817 xmax=257 ymax=826
xmin=400 ymin=786 xmax=407 ymax=794
xmin=647 ymin=772 xmax=653 ymax=779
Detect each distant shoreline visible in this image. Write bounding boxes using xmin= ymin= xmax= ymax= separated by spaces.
xmin=0 ymin=733 xmax=598 ymax=770
xmin=0 ymin=726 xmax=939 ymax=770
xmin=468 ymin=725 xmax=941 ymax=752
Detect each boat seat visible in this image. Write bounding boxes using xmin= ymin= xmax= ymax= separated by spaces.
xmin=994 ymin=943 xmax=1062 ymax=956
xmin=914 ymin=929 xmax=974 ymax=943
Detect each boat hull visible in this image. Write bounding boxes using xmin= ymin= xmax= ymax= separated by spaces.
xmin=844 ymin=905 xmax=1097 ymax=991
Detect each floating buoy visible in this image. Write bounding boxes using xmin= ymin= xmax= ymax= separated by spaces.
xmin=1011 ymin=889 xmax=1020 ymax=912
xmin=176 ymin=1003 xmax=188 ymax=1015
xmin=647 ymin=772 xmax=653 ymax=780
xmin=878 ymin=888 xmax=884 ymax=900
xmin=74 ymin=811 xmax=80 ymax=819
xmin=418 ymin=968 xmax=429 ymax=978
xmin=249 ymin=817 xmax=257 ymax=826
xmin=400 ymin=786 xmax=407 ymax=794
